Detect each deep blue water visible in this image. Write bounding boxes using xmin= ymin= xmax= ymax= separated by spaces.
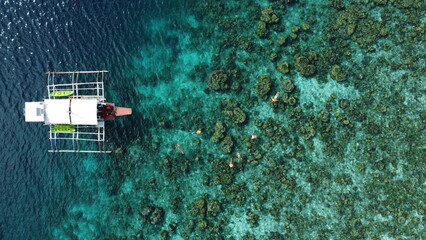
xmin=0 ymin=1 xmax=182 ymax=239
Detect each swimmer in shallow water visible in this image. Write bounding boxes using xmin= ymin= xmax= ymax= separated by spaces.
xmin=271 ymin=92 xmax=279 ymax=102
xmin=248 ymin=130 xmax=257 ymax=140
xmin=175 ymin=144 xmax=184 ymax=154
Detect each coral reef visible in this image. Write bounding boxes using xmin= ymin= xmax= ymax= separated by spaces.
xmin=330 ymin=64 xmax=347 ymax=82
xmin=260 ymin=6 xmax=280 ymax=24
xmin=189 ymin=198 xmax=206 ymax=218
xmin=208 ymin=70 xmax=229 ymax=91
xmin=221 ymin=98 xmax=247 ymax=125
xmin=299 ymin=123 xmax=316 ymax=140
xmin=276 ymin=61 xmax=290 ymax=74
xmin=214 ymin=171 xmax=233 ymax=185
xmin=68 ymin=1 xmax=426 ymax=239
xmin=365 ymin=122 xmax=381 ymax=135
xmin=256 ymin=21 xmax=268 ymax=38
xmin=224 ymin=107 xmax=246 ymax=124
xmin=140 ymin=206 xmax=165 ymax=225
xmin=339 ymin=99 xmax=350 ymax=109
xmin=210 ymin=121 xmax=226 ymax=143
xmin=256 ymin=75 xmax=272 ymax=100
xmin=287 ymin=96 xmax=297 ymax=106
xmin=276 ymin=35 xmax=288 ymax=45
xmin=221 ymin=135 xmax=235 ymax=154
xmin=206 ymin=199 xmax=221 ymax=216
xmin=197 ymin=219 xmax=208 ymax=230
xmin=294 ymin=53 xmax=317 ymax=77
xmin=281 ymin=78 xmax=295 ymax=93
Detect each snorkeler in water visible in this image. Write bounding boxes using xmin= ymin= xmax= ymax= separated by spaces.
xmin=175 ymin=144 xmax=184 ymax=154
xmin=228 ymin=158 xmax=234 ymax=168
xmin=191 ymin=130 xmax=202 ymax=135
xmin=248 ymin=130 xmax=257 ymax=139
xmin=230 ymin=152 xmax=242 ymax=168
xmin=271 ymin=92 xmax=279 ymax=102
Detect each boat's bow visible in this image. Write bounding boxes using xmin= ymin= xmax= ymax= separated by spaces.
xmin=115 ymin=107 xmax=132 ymax=117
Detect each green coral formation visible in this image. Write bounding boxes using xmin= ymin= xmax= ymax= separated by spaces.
xmin=281 ymin=78 xmax=295 ymax=93
xmin=365 ymin=122 xmax=381 ymax=135
xmin=256 ymin=75 xmax=272 ymax=99
xmin=330 ymin=64 xmax=347 ymax=82
xmin=287 ymin=96 xmax=297 ymax=106
xmin=210 ymin=121 xmax=226 ymax=143
xmin=221 ymin=98 xmax=247 ymax=124
xmin=330 ymin=5 xmax=391 ymax=48
xmin=260 ymin=6 xmax=280 ymax=24
xmin=214 ymin=172 xmax=233 ymax=185
xmin=208 ymin=69 xmax=229 ymax=91
xmin=247 ymin=210 xmax=259 ymax=227
xmin=221 ymin=135 xmax=234 ymax=154
xmin=189 ymin=198 xmax=206 ymax=218
xmin=197 ymin=219 xmax=208 ymax=230
xmin=224 ymin=107 xmax=246 ymax=124
xmin=294 ymin=53 xmax=317 ymax=77
xmin=339 ymin=99 xmax=350 ymax=109
xmin=256 ymin=6 xmax=282 ymax=38
xmin=140 ymin=205 xmax=165 ymax=225
xmin=301 ymin=23 xmax=310 ymax=31
xmin=299 ymin=123 xmax=315 ymax=140
xmin=276 ymin=61 xmax=290 ymax=74
xmin=256 ymin=21 xmax=267 ymax=38
xmin=206 ymin=199 xmax=221 ymax=216
xmin=335 ymin=174 xmax=353 ymax=185
xmin=276 ymin=35 xmax=288 ymax=45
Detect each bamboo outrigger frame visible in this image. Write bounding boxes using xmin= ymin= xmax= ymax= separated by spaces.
xmin=46 ymin=70 xmax=107 ymax=100
xmin=48 ymin=120 xmax=110 ymax=153
xmin=45 ymin=71 xmax=110 ymax=153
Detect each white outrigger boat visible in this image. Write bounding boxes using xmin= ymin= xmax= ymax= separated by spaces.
xmin=24 ymin=70 xmax=132 ymax=153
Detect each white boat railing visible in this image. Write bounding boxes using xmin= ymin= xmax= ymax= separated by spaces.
xmin=47 ymin=71 xmax=106 ymax=101
xmin=48 ymin=123 xmax=109 ymax=153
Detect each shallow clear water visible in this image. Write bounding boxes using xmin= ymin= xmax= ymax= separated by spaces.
xmin=1 ymin=0 xmax=425 ymax=239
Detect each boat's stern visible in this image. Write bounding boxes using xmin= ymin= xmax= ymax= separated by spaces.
xmin=24 ymin=102 xmax=45 ymax=122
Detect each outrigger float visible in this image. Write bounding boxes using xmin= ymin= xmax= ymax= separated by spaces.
xmin=24 ymin=70 xmax=132 ymax=153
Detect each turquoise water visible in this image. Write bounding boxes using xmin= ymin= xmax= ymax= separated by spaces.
xmin=1 ymin=0 xmax=425 ymax=239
